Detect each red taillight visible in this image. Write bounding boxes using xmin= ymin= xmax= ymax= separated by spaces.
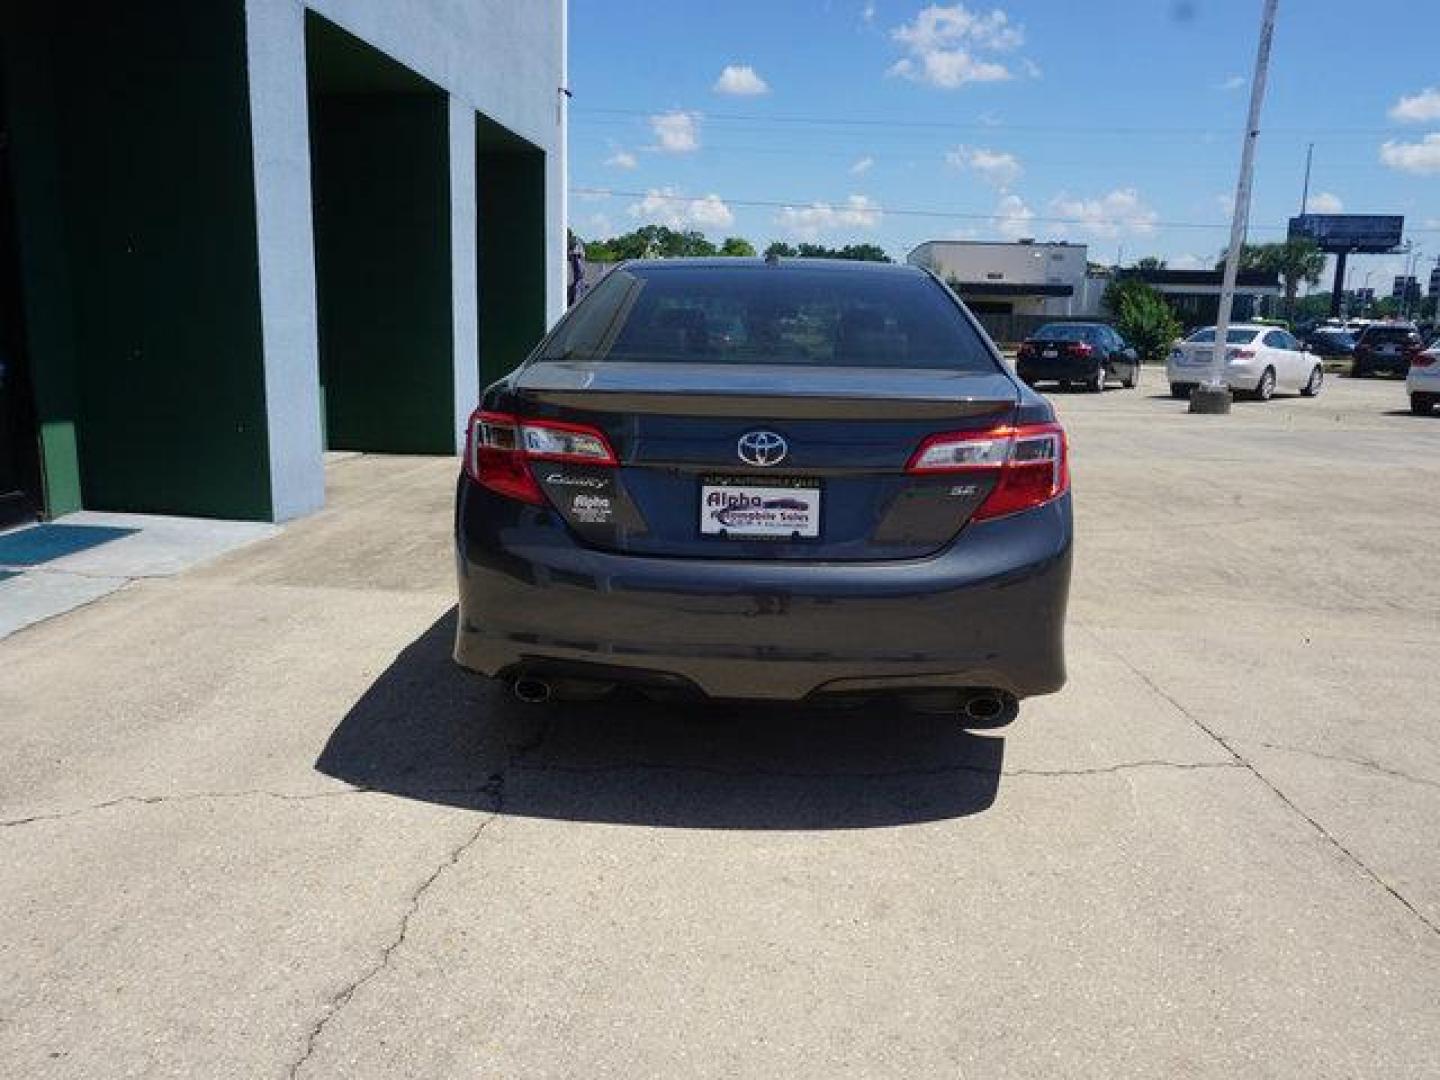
xmin=463 ymin=410 xmax=617 ymax=505
xmin=1412 ymin=354 xmax=1438 ymax=368
xmin=1066 ymin=342 xmax=1094 ymax=357
xmin=1228 ymin=348 xmax=1255 ymax=360
xmin=906 ymin=421 xmax=1070 ymax=521
xmin=1016 ymin=342 xmax=1035 ymax=358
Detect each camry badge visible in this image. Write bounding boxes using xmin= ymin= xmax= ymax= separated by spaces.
xmin=737 ymin=430 xmax=788 ymax=467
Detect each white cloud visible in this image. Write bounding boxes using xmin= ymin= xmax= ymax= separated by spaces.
xmin=945 ymin=145 xmax=1022 ymax=189
xmin=1217 ymin=74 xmax=1245 ymax=91
xmin=649 ymin=110 xmax=701 ymax=153
xmin=994 ymin=193 xmax=1034 ymax=239
xmin=1380 ymin=132 xmax=1440 ymax=174
xmin=862 ymin=1 xmax=877 ymax=23
xmin=1048 ymin=188 xmax=1159 ymax=238
xmin=777 ymin=194 xmax=883 ymax=240
xmin=1389 ymin=87 xmax=1440 ymax=123
xmin=628 ymin=188 xmax=735 ymax=230
xmin=1170 ymin=253 xmax=1204 ymax=270
xmin=850 ymin=155 xmax=876 ymax=175
xmin=604 ymin=149 xmax=637 ymax=170
xmin=1306 ymin=191 xmax=1343 ymax=214
xmin=586 ymin=212 xmax=615 ymax=237
xmin=1020 ymin=57 xmax=1043 ymax=79
xmin=887 ymin=4 xmax=1025 ymax=88
xmin=713 ymin=64 xmax=770 ymax=96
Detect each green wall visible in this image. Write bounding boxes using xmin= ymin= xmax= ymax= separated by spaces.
xmin=478 ymin=139 xmax=548 ymax=386
xmin=310 ymin=92 xmax=454 ymax=454
xmin=6 ymin=0 xmax=273 ymax=520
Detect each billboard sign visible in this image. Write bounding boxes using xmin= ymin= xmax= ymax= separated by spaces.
xmin=1287 ymin=214 xmax=1404 ymax=253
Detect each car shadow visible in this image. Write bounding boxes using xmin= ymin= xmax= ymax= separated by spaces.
xmin=315 ymin=609 xmax=1005 ymax=830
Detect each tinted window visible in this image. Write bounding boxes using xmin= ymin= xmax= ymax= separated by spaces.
xmin=536 ymin=264 xmax=998 ymax=371
xmin=1312 ymin=330 xmax=1355 ymax=347
xmin=1033 ymin=324 xmax=1100 ymax=342
xmin=1262 ymin=330 xmax=1288 ymax=349
xmin=1360 ymin=326 xmax=1421 ymax=346
xmin=1187 ymin=328 xmax=1260 ymax=345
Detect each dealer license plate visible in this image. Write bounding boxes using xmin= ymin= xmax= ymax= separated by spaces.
xmin=700 ymin=477 xmax=822 ymax=539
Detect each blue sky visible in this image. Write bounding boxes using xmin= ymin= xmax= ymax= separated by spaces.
xmin=568 ymin=0 xmax=1440 ymax=290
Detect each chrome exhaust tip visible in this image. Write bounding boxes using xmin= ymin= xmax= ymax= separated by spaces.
xmin=511 ymin=676 xmax=553 ymax=704
xmin=960 ymin=691 xmax=1018 ymax=728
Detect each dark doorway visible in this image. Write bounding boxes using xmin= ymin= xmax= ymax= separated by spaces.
xmin=0 ymin=75 xmax=42 ymax=527
xmin=306 ymin=13 xmax=455 ymax=455
xmin=477 ymin=117 xmax=547 ymax=386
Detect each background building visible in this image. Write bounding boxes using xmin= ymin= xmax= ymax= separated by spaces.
xmin=907 ymin=240 xmax=1092 ymax=318
xmin=907 ymin=239 xmax=1280 ymax=342
xmin=0 ymin=0 xmax=566 ymax=527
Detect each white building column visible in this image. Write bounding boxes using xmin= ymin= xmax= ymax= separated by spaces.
xmin=244 ymin=0 xmax=324 ymax=520
xmin=449 ymin=96 xmax=480 ymax=452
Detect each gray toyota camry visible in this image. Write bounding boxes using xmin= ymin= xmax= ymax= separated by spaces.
xmin=454 ymin=258 xmax=1071 ymax=724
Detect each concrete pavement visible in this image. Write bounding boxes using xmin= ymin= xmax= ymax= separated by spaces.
xmin=1 ymin=379 xmax=1437 ymax=1077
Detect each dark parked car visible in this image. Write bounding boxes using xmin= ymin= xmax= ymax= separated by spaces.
xmin=1303 ymin=327 xmax=1356 ymax=358
xmin=454 ymin=259 xmax=1072 ymax=723
xmin=1015 ymin=322 xmax=1140 ymax=392
xmin=1351 ymin=322 xmax=1424 ymax=377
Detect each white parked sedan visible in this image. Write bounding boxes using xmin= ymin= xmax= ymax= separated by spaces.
xmin=1167 ymin=324 xmax=1325 ymax=402
xmin=1408 ymin=339 xmax=1439 ymax=415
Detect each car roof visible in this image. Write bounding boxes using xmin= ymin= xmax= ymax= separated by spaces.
xmin=615 ymin=257 xmax=924 ymax=277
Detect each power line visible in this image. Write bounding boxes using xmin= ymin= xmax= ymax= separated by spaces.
xmin=573 ymin=105 xmax=1407 ymax=138
xmin=571 ymin=186 xmax=1440 ymax=234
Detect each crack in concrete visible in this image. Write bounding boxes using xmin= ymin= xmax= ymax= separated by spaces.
xmin=1086 ymin=624 xmax=1440 ymax=939
xmin=285 ymin=717 xmax=550 ymax=1079
xmin=286 ymin=786 xmax=502 ymax=1080
xmin=510 ymin=757 xmax=1242 ymax=783
xmin=0 ymin=785 xmax=493 ymax=829
xmin=1242 ymin=740 xmax=1440 ymax=792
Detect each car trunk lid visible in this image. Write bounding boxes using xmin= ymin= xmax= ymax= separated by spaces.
xmin=511 ymin=362 xmax=1020 ymax=561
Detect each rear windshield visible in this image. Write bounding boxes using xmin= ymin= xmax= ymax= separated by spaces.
xmin=1186 ymin=328 xmax=1259 ymax=345
xmin=1033 ymin=324 xmax=1099 ymax=341
xmin=535 ymin=264 xmax=998 ymax=371
xmin=1361 ymin=326 xmax=1421 ymax=346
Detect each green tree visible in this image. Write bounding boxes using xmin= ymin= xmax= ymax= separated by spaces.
xmin=1104 ymin=277 xmax=1182 ymax=364
xmin=1134 ymin=256 xmax=1167 ymax=272
xmin=719 ymin=237 xmax=756 ymax=257
xmin=1216 ymin=238 xmax=1325 ymax=317
xmin=764 ymin=241 xmax=892 ymax=262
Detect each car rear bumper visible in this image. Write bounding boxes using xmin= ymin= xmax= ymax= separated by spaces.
xmin=1357 ymin=354 xmax=1410 ymax=375
xmin=453 ymin=478 xmax=1071 ymax=701
xmin=1166 ymin=361 xmax=1263 ymax=390
xmin=1408 ymin=368 xmax=1440 ymax=394
xmin=1016 ymin=359 xmax=1100 ymax=382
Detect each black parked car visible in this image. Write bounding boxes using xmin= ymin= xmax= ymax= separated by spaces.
xmin=1351 ymin=322 xmax=1424 ymax=377
xmin=454 ymin=259 xmax=1072 ymax=722
xmin=1015 ymin=322 xmax=1140 ymax=392
xmin=1303 ymin=327 xmax=1356 ymax=358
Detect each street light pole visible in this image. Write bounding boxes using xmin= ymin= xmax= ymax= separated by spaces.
xmin=1192 ymin=0 xmax=1280 ymax=415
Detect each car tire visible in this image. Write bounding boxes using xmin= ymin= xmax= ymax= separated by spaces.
xmin=1412 ymin=393 xmax=1437 ymax=416
xmin=1086 ymin=366 xmax=1105 ymax=393
xmin=1301 ymin=365 xmax=1324 ymax=397
xmin=1122 ymin=365 xmax=1137 ymax=389
xmin=1170 ymin=382 xmax=1192 ymax=399
xmin=1251 ymin=367 xmax=1276 ymax=402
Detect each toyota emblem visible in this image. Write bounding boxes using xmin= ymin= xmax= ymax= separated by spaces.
xmin=737 ymin=430 xmax=788 ymax=467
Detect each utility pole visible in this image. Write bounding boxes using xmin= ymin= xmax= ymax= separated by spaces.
xmin=1193 ymin=0 xmax=1280 ymax=415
